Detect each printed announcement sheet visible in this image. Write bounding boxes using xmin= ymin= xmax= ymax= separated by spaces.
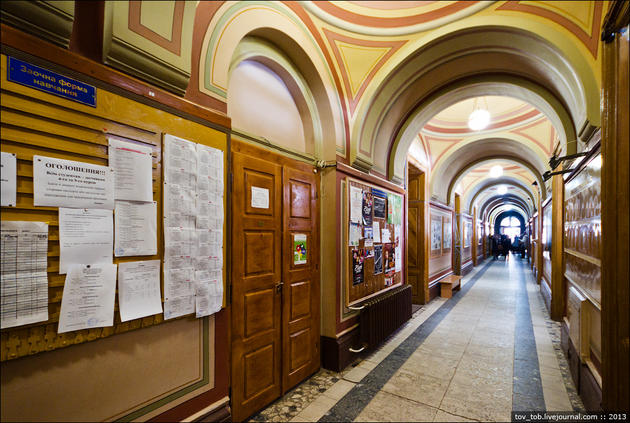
xmin=1 ymin=152 xmax=17 ymax=207
xmin=108 ymin=135 xmax=154 ymax=202
xmin=117 ymin=260 xmax=162 ymax=322
xmin=58 ymin=263 xmax=117 ymax=333
xmin=59 ymin=208 xmax=113 ymax=274
xmin=33 ymin=155 xmax=114 ymax=209
xmin=0 ymin=221 xmax=49 ymax=329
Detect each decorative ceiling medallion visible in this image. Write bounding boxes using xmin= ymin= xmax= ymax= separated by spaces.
xmin=323 ymin=29 xmax=405 ymax=115
xmin=302 ymin=1 xmax=493 ymax=36
xmin=496 ymin=1 xmax=603 ymax=58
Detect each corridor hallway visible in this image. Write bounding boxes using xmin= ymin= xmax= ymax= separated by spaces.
xmin=251 ymin=256 xmax=583 ymax=422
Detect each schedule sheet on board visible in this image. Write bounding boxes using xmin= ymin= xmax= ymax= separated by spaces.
xmin=162 ymin=135 xmax=225 ymax=319
xmin=114 ymin=201 xmax=157 ymax=257
xmin=117 ymin=260 xmax=162 ymax=322
xmin=0 ymin=221 xmax=49 ymax=329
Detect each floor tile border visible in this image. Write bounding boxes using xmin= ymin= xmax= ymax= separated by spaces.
xmin=319 ymin=260 xmax=496 ymax=422
xmin=512 ymin=258 xmax=546 ymax=411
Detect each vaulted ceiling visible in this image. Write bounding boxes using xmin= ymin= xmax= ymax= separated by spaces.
xmin=92 ymin=0 xmax=606 ymax=220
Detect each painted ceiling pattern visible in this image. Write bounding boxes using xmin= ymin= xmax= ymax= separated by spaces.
xmin=109 ymin=0 xmax=606 ymax=217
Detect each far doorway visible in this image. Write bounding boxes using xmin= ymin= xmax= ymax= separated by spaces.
xmin=407 ymin=163 xmax=426 ymax=304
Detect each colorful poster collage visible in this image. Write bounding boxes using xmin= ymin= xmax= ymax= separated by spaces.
xmin=349 ymin=183 xmax=402 ymax=291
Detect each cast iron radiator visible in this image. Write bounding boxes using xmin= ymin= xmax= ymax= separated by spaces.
xmin=353 ymin=284 xmax=412 ymax=353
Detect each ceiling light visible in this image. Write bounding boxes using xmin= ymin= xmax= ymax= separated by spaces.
xmin=497 ymin=185 xmax=508 ymax=195
xmin=588 ymin=155 xmax=602 ymax=170
xmin=489 ymin=165 xmax=503 ymax=178
xmin=468 ymin=97 xmax=491 ymax=131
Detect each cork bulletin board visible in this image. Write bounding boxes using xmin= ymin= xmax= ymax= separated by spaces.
xmin=346 ymin=178 xmax=403 ymax=307
xmin=0 ymin=55 xmax=227 ymax=361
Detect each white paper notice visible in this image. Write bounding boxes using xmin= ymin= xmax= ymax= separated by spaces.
xmin=194 ymin=270 xmax=223 ymax=318
xmin=33 ymin=155 xmax=114 ymax=209
xmin=1 ymin=152 xmax=17 ymax=207
xmin=395 ymin=225 xmax=402 ymax=272
xmin=117 ymin=260 xmax=162 ymax=322
xmin=108 ymin=135 xmax=153 ymax=202
xmin=381 ymin=228 xmax=391 ymax=243
xmin=349 ymin=223 xmax=361 ymax=247
xmin=350 ymin=186 xmax=362 ymax=223
xmin=57 ymin=263 xmax=117 ymax=333
xmin=0 ymin=221 xmax=49 ymax=329
xmin=114 ymin=201 xmax=157 ymax=256
xmin=59 ymin=208 xmax=113 ymax=274
xmin=164 ymin=296 xmax=195 ymax=320
xmin=373 ymin=222 xmax=381 ymax=243
xmin=164 ymin=266 xmax=194 ymax=299
xmin=251 ymin=186 xmax=269 ymax=209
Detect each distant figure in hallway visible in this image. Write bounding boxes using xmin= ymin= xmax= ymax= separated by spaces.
xmin=521 ymin=232 xmax=529 ymax=259
xmin=501 ymin=234 xmax=511 ymax=260
xmin=491 ymin=234 xmax=501 ymax=260
xmin=512 ymin=235 xmax=521 ymax=254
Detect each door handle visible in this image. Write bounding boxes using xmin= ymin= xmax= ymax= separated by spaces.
xmin=276 ymin=281 xmax=284 ymax=293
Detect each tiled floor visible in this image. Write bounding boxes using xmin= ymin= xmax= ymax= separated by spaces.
xmin=250 ymin=255 xmax=583 ymax=422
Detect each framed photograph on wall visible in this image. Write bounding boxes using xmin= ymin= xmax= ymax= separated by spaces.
xmin=430 ymin=215 xmax=442 ymax=253
xmin=442 ymin=216 xmax=452 ymax=250
xmin=464 ymin=221 xmax=472 ymax=248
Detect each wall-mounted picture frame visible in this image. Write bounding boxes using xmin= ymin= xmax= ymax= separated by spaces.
xmin=431 ymin=215 xmax=442 ymax=252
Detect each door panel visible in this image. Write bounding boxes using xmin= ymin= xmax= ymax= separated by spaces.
xmin=408 ymin=169 xmax=425 ymax=304
xmin=232 ymin=152 xmax=282 ymax=422
xmin=282 ymin=167 xmax=320 ymax=391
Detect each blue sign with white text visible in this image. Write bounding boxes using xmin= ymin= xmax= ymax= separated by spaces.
xmin=7 ymin=57 xmax=96 ymax=107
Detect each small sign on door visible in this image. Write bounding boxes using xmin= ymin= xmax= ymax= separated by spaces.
xmin=293 ymin=234 xmax=307 ymax=265
xmin=251 ymin=186 xmax=269 ymax=209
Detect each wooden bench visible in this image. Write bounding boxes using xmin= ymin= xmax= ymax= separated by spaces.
xmin=439 ymin=275 xmax=462 ymax=298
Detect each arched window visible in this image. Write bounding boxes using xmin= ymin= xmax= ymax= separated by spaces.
xmin=500 ymin=216 xmax=521 ymax=239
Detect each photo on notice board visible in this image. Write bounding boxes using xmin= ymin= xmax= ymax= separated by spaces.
xmin=443 ymin=216 xmax=452 ymax=250
xmin=430 ymin=216 xmax=442 ymax=251
xmin=384 ymin=243 xmax=395 ymax=275
xmin=373 ymin=189 xmax=387 ymax=219
xmin=362 ymin=190 xmax=373 ymax=226
xmin=374 ymin=245 xmax=383 ymax=275
xmin=352 ymin=249 xmax=364 ymax=285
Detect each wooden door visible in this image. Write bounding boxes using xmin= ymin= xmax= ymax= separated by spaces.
xmin=407 ymin=166 xmax=425 ymax=304
xmin=282 ymin=167 xmax=320 ymax=391
xmin=231 ymin=152 xmax=283 ymax=422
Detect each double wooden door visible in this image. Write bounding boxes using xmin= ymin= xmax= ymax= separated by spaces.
xmin=231 ymin=145 xmax=320 ymax=421
xmin=408 ymin=166 xmax=426 ymax=304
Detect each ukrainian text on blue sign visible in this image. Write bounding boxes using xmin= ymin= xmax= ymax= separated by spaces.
xmin=7 ymin=57 xmax=96 ymax=107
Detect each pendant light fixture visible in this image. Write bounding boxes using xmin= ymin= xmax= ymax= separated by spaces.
xmin=468 ymin=97 xmax=491 ymax=131
xmin=489 ymin=164 xmax=503 ymax=178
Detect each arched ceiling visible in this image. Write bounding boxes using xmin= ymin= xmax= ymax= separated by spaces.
xmin=101 ymin=1 xmax=606 ymax=216
xmin=420 ymin=96 xmax=548 ymax=208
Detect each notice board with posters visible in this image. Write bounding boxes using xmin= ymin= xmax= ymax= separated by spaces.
xmin=0 ymin=55 xmax=227 ymax=361
xmin=346 ymin=178 xmax=403 ymax=306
